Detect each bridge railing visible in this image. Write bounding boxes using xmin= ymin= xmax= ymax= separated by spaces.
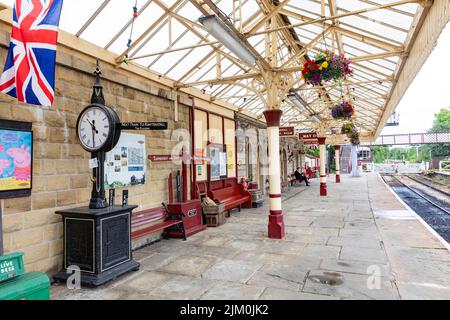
xmin=362 ymin=132 xmax=450 ymax=146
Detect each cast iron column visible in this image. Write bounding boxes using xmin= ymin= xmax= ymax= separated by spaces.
xmin=263 ymin=109 xmax=285 ymax=239
xmin=319 ymin=137 xmax=327 ymax=196
xmin=335 ymin=145 xmax=341 ymax=183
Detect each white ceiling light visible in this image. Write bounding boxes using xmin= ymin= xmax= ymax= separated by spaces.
xmin=287 ymin=91 xmax=307 ymax=111
xmin=309 ymin=114 xmax=321 ymax=123
xmin=199 ymin=15 xmax=257 ymax=67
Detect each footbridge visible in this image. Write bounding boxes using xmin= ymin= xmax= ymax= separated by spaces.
xmin=363 ymin=132 xmax=450 ymax=146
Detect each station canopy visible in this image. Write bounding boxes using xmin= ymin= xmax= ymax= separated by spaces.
xmin=0 ymin=0 xmax=430 ymax=138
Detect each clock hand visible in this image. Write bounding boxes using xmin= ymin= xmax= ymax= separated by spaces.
xmin=87 ymin=119 xmax=99 ymax=134
xmin=92 ymin=126 xmax=96 ymax=148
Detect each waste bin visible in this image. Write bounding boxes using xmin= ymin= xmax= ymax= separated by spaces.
xmin=0 ymin=272 xmax=50 ymax=300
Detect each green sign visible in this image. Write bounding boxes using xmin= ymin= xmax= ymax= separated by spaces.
xmin=0 ymin=252 xmax=25 ymax=283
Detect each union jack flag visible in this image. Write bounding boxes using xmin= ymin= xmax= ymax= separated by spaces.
xmin=0 ymin=0 xmax=63 ymax=106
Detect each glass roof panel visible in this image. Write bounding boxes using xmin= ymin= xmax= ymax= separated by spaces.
xmin=0 ymin=0 xmax=429 ymax=135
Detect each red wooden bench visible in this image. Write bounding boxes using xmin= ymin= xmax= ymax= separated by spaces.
xmin=207 ymin=185 xmax=252 ymax=217
xmin=131 ymin=203 xmax=186 ymax=241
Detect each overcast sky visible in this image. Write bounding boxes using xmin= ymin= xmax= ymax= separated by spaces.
xmin=381 ymin=23 xmax=450 ymax=136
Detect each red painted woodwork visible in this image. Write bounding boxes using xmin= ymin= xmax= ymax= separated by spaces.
xmin=168 ymin=173 xmax=174 ymax=204
xmin=209 ymin=180 xmax=223 ymax=191
xmin=182 ymin=156 xmax=188 ymax=202
xmin=263 ymin=109 xmax=283 ymax=127
xmin=207 ymin=185 xmax=252 ymax=217
xmin=167 ymin=200 xmax=206 ymax=238
xmin=224 ymin=178 xmax=236 ymax=188
xmin=131 ymin=207 xmax=183 ymax=240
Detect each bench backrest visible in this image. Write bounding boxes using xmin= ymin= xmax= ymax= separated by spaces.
xmin=208 ymin=185 xmax=242 ymax=202
xmin=131 ymin=206 xmax=168 ymax=229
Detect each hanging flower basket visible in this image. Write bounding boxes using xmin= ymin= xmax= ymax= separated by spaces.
xmin=332 ymin=101 xmax=354 ymax=120
xmin=301 ymin=50 xmax=353 ymax=86
xmin=348 ymin=128 xmax=360 ymax=145
xmin=341 ymin=122 xmax=356 ymax=135
xmin=341 ymin=122 xmax=360 ymax=145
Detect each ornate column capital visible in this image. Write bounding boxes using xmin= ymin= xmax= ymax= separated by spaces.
xmin=263 ymin=109 xmax=283 ymax=127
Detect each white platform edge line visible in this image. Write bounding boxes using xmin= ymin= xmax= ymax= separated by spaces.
xmin=376 ymin=172 xmax=450 ymax=252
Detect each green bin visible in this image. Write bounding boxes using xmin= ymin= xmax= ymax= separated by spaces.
xmin=0 ymin=272 xmax=50 ymax=300
xmin=0 ymin=252 xmax=25 ymax=282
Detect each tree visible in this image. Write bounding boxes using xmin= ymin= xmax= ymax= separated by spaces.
xmin=422 ymin=107 xmax=450 ymax=158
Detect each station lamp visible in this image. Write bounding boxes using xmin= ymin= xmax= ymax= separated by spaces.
xmin=199 ymin=15 xmax=258 ymax=67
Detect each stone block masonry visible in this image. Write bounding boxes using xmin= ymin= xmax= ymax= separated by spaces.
xmin=0 ymin=27 xmax=191 ymax=275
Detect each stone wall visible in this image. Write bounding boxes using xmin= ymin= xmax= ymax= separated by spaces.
xmin=0 ymin=28 xmax=191 ymax=274
xmin=236 ymin=114 xmax=268 ymax=192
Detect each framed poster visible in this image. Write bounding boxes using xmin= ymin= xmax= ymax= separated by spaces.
xmin=208 ymin=143 xmax=227 ymax=181
xmin=0 ymin=120 xmax=33 ymax=199
xmin=219 ymin=151 xmax=227 ymax=177
xmin=226 ymin=144 xmax=235 ymax=172
xmin=105 ymin=133 xmax=146 ymax=188
xmin=209 ymin=145 xmax=221 ymax=181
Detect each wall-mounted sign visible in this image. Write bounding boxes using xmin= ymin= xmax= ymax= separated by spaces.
xmin=299 ymin=132 xmax=318 ymax=144
xmin=120 ymin=122 xmax=168 ymax=130
xmin=0 ymin=120 xmax=33 ymax=199
xmin=187 ymin=209 xmax=197 ymax=217
xmin=279 ymin=127 xmax=295 ymax=137
xmin=148 ymin=155 xmax=181 ymax=162
xmin=105 ymin=133 xmax=146 ymax=188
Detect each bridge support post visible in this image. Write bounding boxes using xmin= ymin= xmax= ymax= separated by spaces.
xmin=335 ymin=145 xmax=341 ymax=183
xmin=319 ymin=137 xmax=327 ymax=196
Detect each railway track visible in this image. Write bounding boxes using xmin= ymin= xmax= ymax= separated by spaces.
xmin=381 ymin=173 xmax=450 ymax=243
xmin=385 ymin=174 xmax=450 ymax=215
xmin=404 ymin=174 xmax=450 ymax=198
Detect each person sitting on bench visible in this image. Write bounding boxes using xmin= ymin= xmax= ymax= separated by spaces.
xmin=294 ymin=167 xmax=310 ymax=186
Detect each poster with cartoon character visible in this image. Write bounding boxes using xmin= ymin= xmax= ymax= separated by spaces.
xmin=0 ymin=129 xmax=33 ymax=192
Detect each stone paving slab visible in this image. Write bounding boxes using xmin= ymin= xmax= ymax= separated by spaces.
xmin=51 ymin=173 xmax=450 ymax=300
xmin=201 ymin=259 xmax=262 ymax=283
xmin=259 ymin=287 xmax=339 ymax=300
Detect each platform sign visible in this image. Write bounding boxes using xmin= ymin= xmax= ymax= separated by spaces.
xmin=148 ymin=155 xmax=181 ymax=162
xmin=120 ymin=122 xmax=168 ymax=130
xmin=299 ymin=132 xmax=318 ymax=144
xmin=279 ymin=127 xmax=295 ymax=137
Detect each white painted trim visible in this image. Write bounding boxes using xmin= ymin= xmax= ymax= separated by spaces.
xmin=376 ymin=173 xmax=450 ymax=251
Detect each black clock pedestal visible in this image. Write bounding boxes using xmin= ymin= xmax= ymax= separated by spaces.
xmin=53 ymin=205 xmax=140 ymax=288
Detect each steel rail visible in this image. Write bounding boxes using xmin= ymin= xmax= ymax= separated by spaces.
xmin=404 ymin=174 xmax=450 ymax=198
xmin=384 ymin=174 xmax=450 ymax=215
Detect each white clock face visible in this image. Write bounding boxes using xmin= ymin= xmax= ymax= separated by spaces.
xmin=78 ymin=106 xmax=111 ymax=151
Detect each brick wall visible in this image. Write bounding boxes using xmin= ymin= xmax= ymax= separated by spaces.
xmin=0 ymin=29 xmax=191 ymax=274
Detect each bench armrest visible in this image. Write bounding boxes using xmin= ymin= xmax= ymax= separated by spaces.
xmin=167 ymin=212 xmax=185 ymax=220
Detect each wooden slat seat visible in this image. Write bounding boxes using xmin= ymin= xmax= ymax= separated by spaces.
xmin=131 ymin=205 xmax=186 ymax=241
xmin=207 ymin=185 xmax=252 ymax=217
